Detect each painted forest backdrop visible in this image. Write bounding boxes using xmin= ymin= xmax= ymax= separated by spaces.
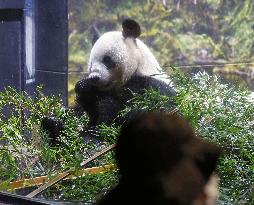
xmin=68 ymin=0 xmax=254 ymax=103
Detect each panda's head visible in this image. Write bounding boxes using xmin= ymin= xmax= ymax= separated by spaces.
xmin=87 ymin=19 xmax=142 ymax=90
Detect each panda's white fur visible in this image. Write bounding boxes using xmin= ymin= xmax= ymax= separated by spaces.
xmin=88 ymin=30 xmax=171 ymax=90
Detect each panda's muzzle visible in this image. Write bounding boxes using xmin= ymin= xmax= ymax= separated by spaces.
xmin=88 ymin=72 xmax=101 ymax=82
xmin=75 ymin=75 xmax=101 ymax=95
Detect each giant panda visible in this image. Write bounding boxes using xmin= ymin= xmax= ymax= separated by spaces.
xmin=74 ymin=19 xmax=175 ymax=127
xmin=86 ymin=19 xmax=171 ymax=89
xmin=42 ymin=19 xmax=175 ymax=143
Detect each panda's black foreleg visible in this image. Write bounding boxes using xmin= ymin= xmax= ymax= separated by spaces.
xmin=41 ymin=116 xmax=64 ymax=147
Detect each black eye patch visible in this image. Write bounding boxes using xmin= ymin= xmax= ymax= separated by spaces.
xmin=102 ymin=55 xmax=116 ymax=70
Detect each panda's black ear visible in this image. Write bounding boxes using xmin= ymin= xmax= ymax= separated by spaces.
xmin=122 ymin=19 xmax=141 ymax=38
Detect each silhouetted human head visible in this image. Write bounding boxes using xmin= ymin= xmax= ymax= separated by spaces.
xmin=98 ymin=111 xmax=222 ymax=205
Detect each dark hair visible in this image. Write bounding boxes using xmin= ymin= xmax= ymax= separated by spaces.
xmin=98 ymin=111 xmax=221 ymax=205
xmin=115 ymin=111 xmax=221 ymax=204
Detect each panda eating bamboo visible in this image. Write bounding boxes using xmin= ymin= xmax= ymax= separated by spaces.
xmin=42 ymin=19 xmax=175 ymax=143
xmin=75 ymin=19 xmax=175 ymax=127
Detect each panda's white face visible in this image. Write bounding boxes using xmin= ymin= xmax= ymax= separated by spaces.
xmin=88 ymin=31 xmax=140 ymax=90
xmin=87 ymin=19 xmax=172 ymax=89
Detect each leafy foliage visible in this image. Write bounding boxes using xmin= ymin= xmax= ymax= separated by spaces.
xmin=0 ymin=86 xmax=117 ymax=201
xmin=0 ymin=86 xmax=63 ymax=181
xmin=109 ymin=71 xmax=254 ymax=204
xmin=172 ymin=71 xmax=254 ymax=204
xmin=119 ymin=88 xmax=172 ymax=117
xmin=45 ymin=169 xmax=119 ymax=202
xmin=1 ymin=71 xmax=254 ymax=204
xmin=107 ymin=71 xmax=254 ymax=204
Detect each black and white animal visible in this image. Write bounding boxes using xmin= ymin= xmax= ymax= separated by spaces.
xmin=87 ymin=19 xmax=171 ymax=89
xmin=42 ymin=19 xmax=175 ymax=143
xmin=75 ymin=19 xmax=175 ymax=127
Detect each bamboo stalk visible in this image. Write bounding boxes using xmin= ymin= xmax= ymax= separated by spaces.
xmin=26 ymin=143 xmax=116 ymax=198
xmin=7 ymin=165 xmax=114 ymax=191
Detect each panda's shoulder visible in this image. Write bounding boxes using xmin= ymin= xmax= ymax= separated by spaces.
xmin=124 ymin=75 xmax=175 ymax=96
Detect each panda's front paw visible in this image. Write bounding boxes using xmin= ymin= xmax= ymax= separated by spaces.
xmin=41 ymin=116 xmax=64 ymax=146
xmin=75 ymin=76 xmax=100 ymax=95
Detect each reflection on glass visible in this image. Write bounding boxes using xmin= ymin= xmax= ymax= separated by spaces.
xmin=24 ymin=0 xmax=35 ymax=84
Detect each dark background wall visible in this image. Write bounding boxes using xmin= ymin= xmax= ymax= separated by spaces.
xmin=33 ymin=0 xmax=68 ymax=104
xmin=0 ymin=0 xmax=68 ymax=105
xmin=0 ymin=1 xmax=24 ymax=91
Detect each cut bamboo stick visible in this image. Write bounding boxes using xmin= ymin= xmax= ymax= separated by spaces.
xmin=26 ymin=143 xmax=116 ymax=198
xmin=7 ymin=164 xmax=114 ymax=191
